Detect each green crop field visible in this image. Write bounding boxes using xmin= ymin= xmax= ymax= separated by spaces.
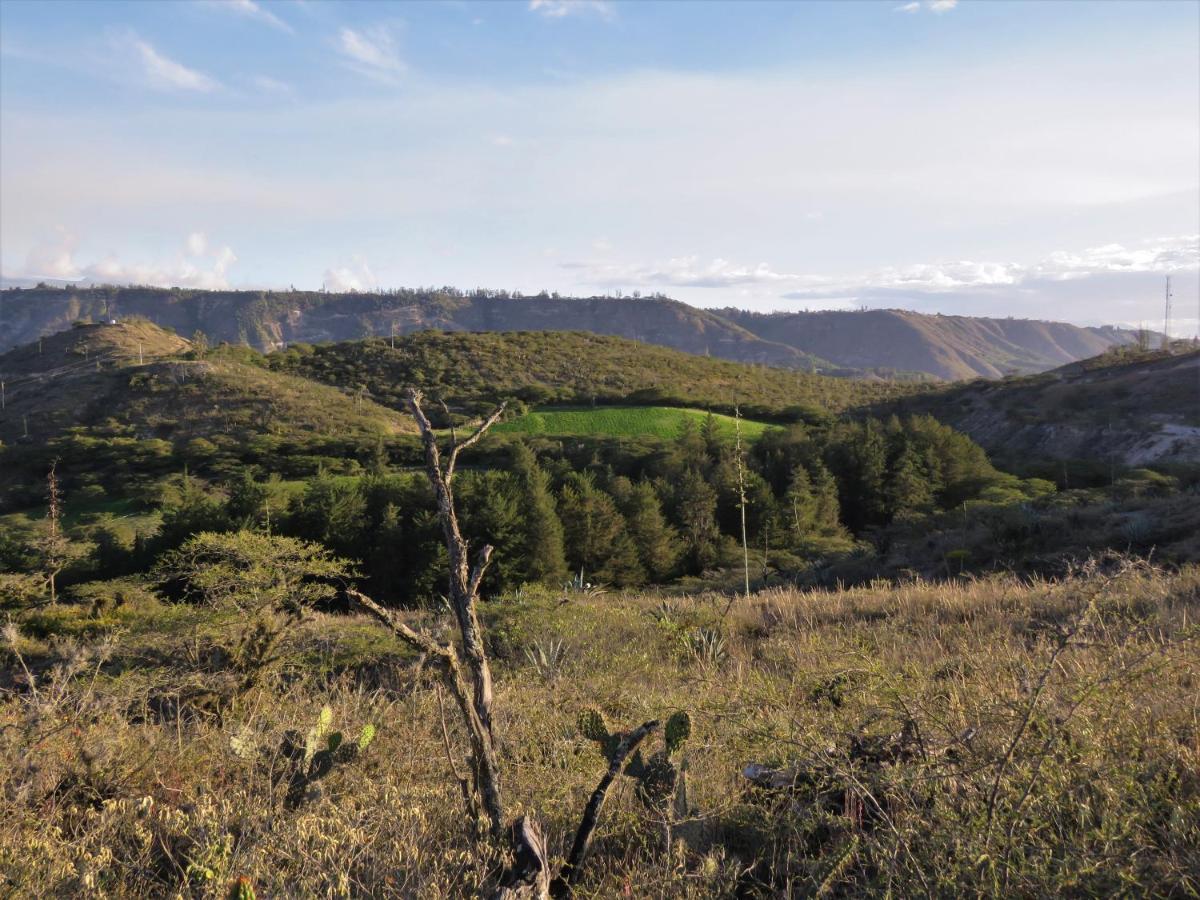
xmin=493 ymin=405 xmax=776 ymax=439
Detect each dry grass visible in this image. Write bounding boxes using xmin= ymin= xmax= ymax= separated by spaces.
xmin=2 ymin=560 xmax=1197 ymax=896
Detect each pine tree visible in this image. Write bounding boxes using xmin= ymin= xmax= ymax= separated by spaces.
xmin=286 ymin=469 xmax=367 ymax=558
xmin=616 ymin=479 xmax=681 ymax=582
xmin=558 ymin=472 xmax=644 ymax=586
xmin=886 ymin=441 xmax=935 ymax=521
xmin=672 ymin=468 xmax=720 ymax=574
xmin=509 ymin=444 xmax=568 ymax=586
xmin=226 ymin=470 xmax=270 ymax=531
xmin=785 ymin=464 xmax=817 ymax=546
xmin=811 ymin=462 xmax=842 ymax=532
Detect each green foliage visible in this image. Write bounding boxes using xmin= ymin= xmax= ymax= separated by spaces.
xmin=558 ymin=472 xmax=644 ymax=586
xmin=232 ymin=705 xmax=376 ymax=810
xmin=496 ymin=406 xmax=775 ymax=440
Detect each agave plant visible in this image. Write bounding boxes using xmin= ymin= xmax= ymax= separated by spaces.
xmin=524 ymin=637 xmax=569 ymax=680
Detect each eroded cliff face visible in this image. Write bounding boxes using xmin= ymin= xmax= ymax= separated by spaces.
xmin=1 ymin=287 xmax=1135 ymax=379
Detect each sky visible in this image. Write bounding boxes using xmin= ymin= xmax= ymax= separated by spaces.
xmin=1 ymin=0 xmax=1198 ymax=334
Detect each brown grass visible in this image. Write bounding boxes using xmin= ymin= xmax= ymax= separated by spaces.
xmin=2 ymin=560 xmax=1197 ymax=896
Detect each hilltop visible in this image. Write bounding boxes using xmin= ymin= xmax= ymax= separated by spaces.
xmin=877 ymin=344 xmax=1200 ymax=469
xmin=266 ymin=330 xmax=925 ymax=419
xmin=0 ymin=320 xmax=412 ymax=446
xmin=721 ymin=307 xmax=1140 ymax=380
xmin=0 ymin=286 xmax=1137 ymax=379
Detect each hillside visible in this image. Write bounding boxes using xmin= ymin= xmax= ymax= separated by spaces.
xmin=0 ymin=320 xmax=413 ymax=446
xmin=721 ymin=307 xmax=1138 ymax=380
xmin=493 ymin=405 xmax=776 ymax=439
xmin=265 ymin=330 xmax=925 ymax=418
xmin=0 ymin=287 xmax=828 ymax=371
xmin=877 ymin=345 xmax=1200 ymax=468
xmin=0 ymin=286 xmax=1135 ymax=379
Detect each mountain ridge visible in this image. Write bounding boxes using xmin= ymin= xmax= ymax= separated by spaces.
xmin=0 ymin=286 xmax=1137 ymax=380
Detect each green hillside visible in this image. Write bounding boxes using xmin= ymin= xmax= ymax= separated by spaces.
xmin=0 ymin=321 xmax=413 ymax=446
xmin=875 ymin=344 xmax=1200 ymax=470
xmin=493 ymin=405 xmax=775 ymax=439
xmin=268 ymin=330 xmax=926 ymax=420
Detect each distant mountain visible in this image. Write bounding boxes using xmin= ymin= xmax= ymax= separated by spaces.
xmin=876 ymin=345 xmax=1200 ymax=468
xmin=0 ymin=286 xmax=1137 ymax=380
xmin=720 ymin=308 xmax=1141 ymax=380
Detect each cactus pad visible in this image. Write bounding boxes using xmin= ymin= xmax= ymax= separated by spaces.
xmin=577 ymin=708 xmax=609 ymax=743
xmin=665 ymin=711 xmax=691 ymax=754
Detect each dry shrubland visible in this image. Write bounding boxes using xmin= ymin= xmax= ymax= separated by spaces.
xmin=2 ymin=556 xmax=1197 ymax=897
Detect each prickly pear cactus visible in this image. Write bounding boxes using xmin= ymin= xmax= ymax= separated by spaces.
xmin=262 ymin=707 xmax=377 ymax=810
xmin=665 ymin=710 xmax=691 ymax=754
xmin=577 ymin=706 xmax=693 ymax=814
xmin=577 ymin=708 xmax=608 ymax=743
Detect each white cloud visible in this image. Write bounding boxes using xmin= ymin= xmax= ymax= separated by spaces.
xmin=896 ymin=0 xmax=958 ymax=13
xmin=18 ymin=230 xmax=237 ymax=288
xmin=565 ymin=255 xmax=808 ymax=289
xmin=529 ymin=0 xmax=615 ymax=21
xmin=203 ymin=0 xmax=294 ymax=34
xmin=575 ymin=236 xmax=1198 ymax=300
xmin=323 ymin=256 xmax=377 ymax=292
xmin=130 ymin=37 xmax=219 ymax=92
xmin=23 ymin=227 xmax=80 ymax=280
xmin=185 ymin=232 xmax=209 ymax=257
xmin=1033 ymin=235 xmax=1200 ymax=280
xmin=337 ymin=26 xmax=405 ymax=85
xmin=250 ymin=74 xmax=292 ymax=94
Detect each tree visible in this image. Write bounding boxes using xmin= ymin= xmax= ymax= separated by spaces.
xmin=672 ymin=468 xmax=720 ymax=574
xmin=614 ymin=478 xmax=681 ymax=582
xmin=155 ymin=531 xmax=352 ymax=696
xmin=286 ymin=469 xmax=367 ymax=557
xmin=35 ymin=462 xmax=71 ymax=604
xmin=558 ymin=472 xmax=644 ymax=586
xmin=811 ymin=461 xmax=842 ymax=532
xmin=350 ymin=390 xmax=659 ymax=896
xmin=886 ymin=441 xmax=935 ymax=521
xmin=784 ymin=464 xmax=817 ymax=545
xmin=509 ymin=443 xmax=567 ymax=586
xmin=191 ymin=329 xmax=210 ymax=355
xmin=226 ymin=470 xmax=270 ymax=531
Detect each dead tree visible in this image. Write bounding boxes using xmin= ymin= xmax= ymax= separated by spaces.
xmin=352 ymin=389 xmax=658 ymax=898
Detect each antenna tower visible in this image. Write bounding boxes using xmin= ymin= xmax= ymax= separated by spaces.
xmin=1161 ymin=275 xmax=1173 ymax=352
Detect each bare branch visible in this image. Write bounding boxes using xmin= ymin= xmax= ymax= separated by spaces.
xmin=349 ymin=587 xmax=506 ymax=835
xmin=348 ymin=588 xmax=449 ymax=661
xmin=552 ymin=720 xmax=660 ymax=896
xmin=447 ymin=401 xmax=508 ymax=481
xmin=468 ymin=544 xmax=495 ymax=599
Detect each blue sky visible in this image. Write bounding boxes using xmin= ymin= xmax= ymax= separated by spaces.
xmin=1 ymin=0 xmax=1197 ymax=333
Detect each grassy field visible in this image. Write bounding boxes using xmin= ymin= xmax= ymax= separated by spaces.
xmin=494 ymin=405 xmax=776 ymax=440
xmin=3 ymin=557 xmax=1196 ymax=896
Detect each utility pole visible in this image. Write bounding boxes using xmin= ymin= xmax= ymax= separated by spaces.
xmin=390 ymin=320 xmax=395 ymax=350
xmin=138 ymin=342 xmax=143 ymax=365
xmin=1162 ymin=275 xmax=1173 ymax=352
